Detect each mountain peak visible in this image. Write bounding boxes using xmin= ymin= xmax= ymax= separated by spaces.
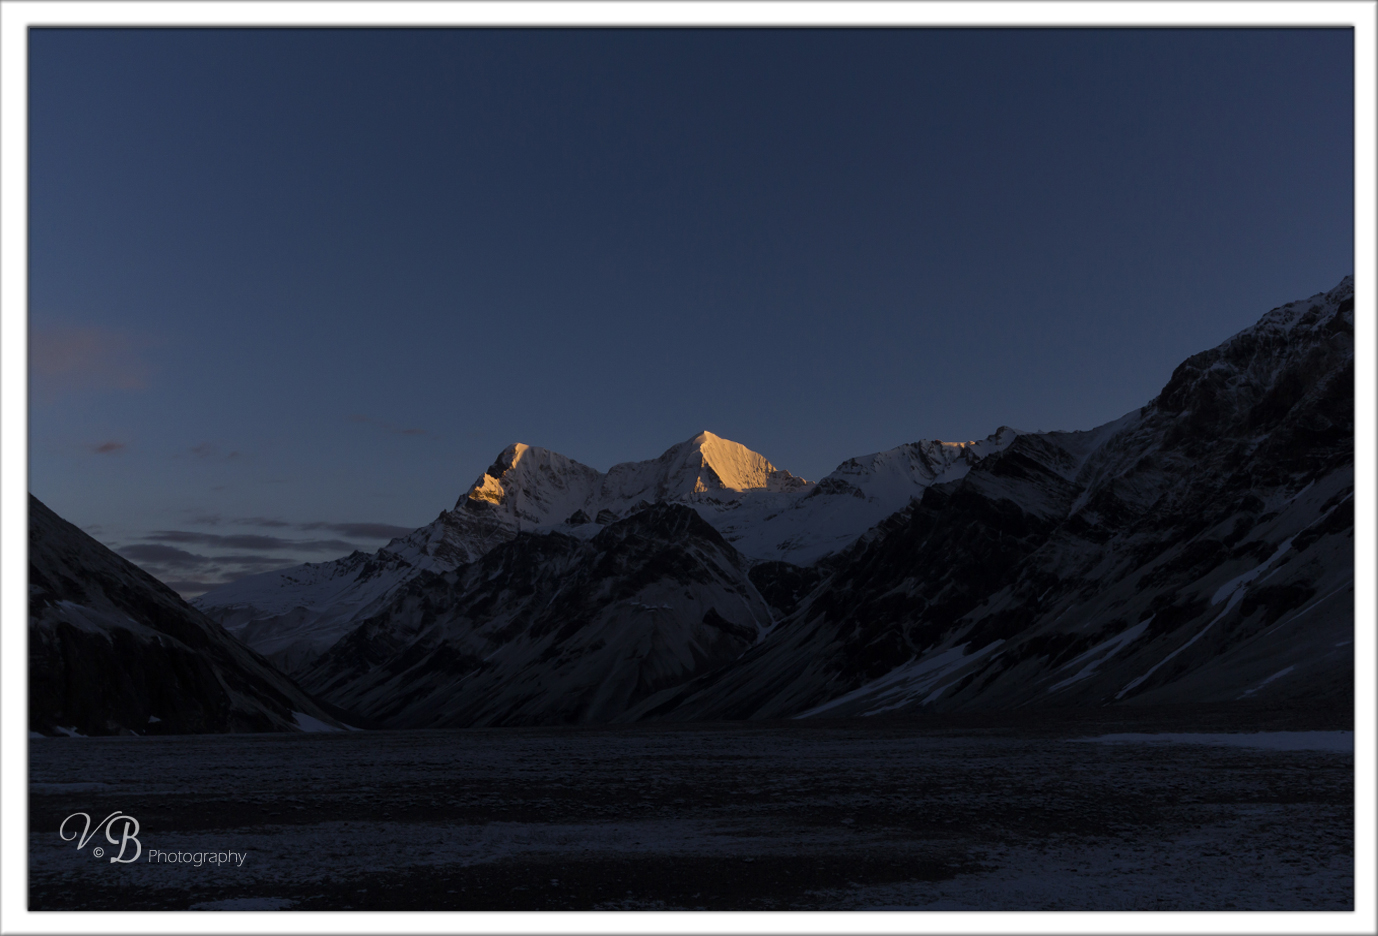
xmin=465 ymin=443 xmax=526 ymax=507
xmin=657 ymin=431 xmax=808 ymax=494
xmin=493 ymin=442 xmax=531 ymax=472
xmin=456 ymin=432 xmax=812 ymax=523
xmin=460 ymin=443 xmax=603 ymax=519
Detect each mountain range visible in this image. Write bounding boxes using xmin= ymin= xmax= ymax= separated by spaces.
xmin=194 ymin=426 xmax=1019 ymax=675
xmin=34 ymin=277 xmax=1353 ymax=733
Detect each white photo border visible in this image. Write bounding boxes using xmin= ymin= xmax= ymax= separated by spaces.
xmin=2 ymin=3 xmax=1373 ymax=934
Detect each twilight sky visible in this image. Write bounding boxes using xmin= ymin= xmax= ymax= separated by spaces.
xmin=28 ymin=28 xmax=1354 ymax=595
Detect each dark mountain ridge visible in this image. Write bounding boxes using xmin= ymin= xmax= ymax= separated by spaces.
xmin=294 ymin=503 xmax=774 ymax=727
xmin=29 ymin=495 xmax=347 ymax=736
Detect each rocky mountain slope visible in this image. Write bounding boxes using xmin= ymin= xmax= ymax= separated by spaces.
xmin=29 ymin=495 xmax=348 ymax=736
xmin=630 ymin=277 xmax=1354 ymax=722
xmin=192 ymin=276 xmax=1351 ymax=729
xmin=295 ymin=504 xmax=774 ymax=727
xmin=197 ymin=428 xmax=1014 ymax=674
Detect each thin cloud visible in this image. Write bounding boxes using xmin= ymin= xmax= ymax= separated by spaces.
xmin=213 ymin=553 xmax=304 ymax=567
xmin=91 ymin=441 xmax=125 ymax=455
xmin=163 ymin=576 xmax=274 ymax=598
xmin=145 ymin=530 xmax=356 ymax=553
xmin=349 ymin=414 xmax=427 ymax=437
xmin=123 ymin=516 xmax=415 ymax=601
xmin=185 ymin=514 xmax=405 ymax=538
xmin=188 ymin=513 xmax=288 ymax=528
xmin=299 ymin=521 xmax=413 ymax=540
xmin=188 ymin=443 xmax=241 ymax=461
xmin=162 ymin=580 xmax=228 ymax=597
xmin=121 ymin=544 xmax=311 ymax=600
xmin=119 ymin=544 xmax=211 ymax=567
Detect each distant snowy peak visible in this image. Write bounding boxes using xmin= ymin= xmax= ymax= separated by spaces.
xmin=456 ymin=431 xmax=811 ymax=527
xmin=457 ymin=427 xmax=1017 ymax=535
xmin=605 ymin=431 xmax=810 ymax=502
xmin=705 ymin=426 xmax=1026 ymax=566
xmin=800 ymin=426 xmax=1023 ymax=507
xmin=456 ymin=442 xmax=604 ymax=527
xmin=823 ymin=426 xmax=1021 ymax=492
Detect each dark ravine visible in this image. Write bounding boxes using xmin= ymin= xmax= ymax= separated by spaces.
xmin=28 ymin=495 xmax=347 ymax=736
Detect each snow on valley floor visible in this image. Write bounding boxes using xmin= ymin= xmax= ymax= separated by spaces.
xmin=28 ymin=720 xmax=1351 ymax=910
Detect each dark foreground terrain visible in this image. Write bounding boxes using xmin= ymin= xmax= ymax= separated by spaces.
xmin=29 ymin=707 xmax=1352 ymax=911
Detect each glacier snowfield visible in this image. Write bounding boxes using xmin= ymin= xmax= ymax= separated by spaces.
xmin=29 ymin=715 xmax=1351 ymax=911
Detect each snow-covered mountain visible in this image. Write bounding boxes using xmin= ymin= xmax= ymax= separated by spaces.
xmin=629 ymin=276 xmax=1354 ymax=722
xmin=711 ymin=426 xmax=1021 ymax=562
xmin=28 ymin=495 xmax=348 ymax=736
xmin=297 ymin=504 xmax=775 ymax=727
xmin=196 ymin=427 xmax=1016 ymax=672
xmin=192 ymin=276 xmax=1352 ymax=730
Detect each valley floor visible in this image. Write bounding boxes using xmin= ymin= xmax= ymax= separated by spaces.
xmin=28 ymin=709 xmax=1352 ymax=911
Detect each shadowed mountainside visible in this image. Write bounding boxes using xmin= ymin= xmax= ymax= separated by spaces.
xmin=29 ymin=495 xmax=347 ymax=736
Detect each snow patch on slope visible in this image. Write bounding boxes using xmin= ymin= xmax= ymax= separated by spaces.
xmin=1211 ymin=539 xmax=1294 ymax=605
xmin=292 ymin=712 xmax=346 ymax=733
xmin=795 ymin=641 xmax=1004 ymax=718
xmin=708 ymin=427 xmax=1024 ymax=565
xmin=1047 ymin=619 xmax=1152 ymax=693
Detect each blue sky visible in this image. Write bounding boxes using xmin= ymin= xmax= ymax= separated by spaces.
xmin=27 ymin=28 xmax=1354 ymax=594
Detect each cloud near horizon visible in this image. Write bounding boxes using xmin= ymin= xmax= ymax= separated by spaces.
xmin=117 ymin=541 xmax=301 ymax=598
xmin=299 ymin=520 xmax=413 ymax=540
xmin=161 ymin=579 xmax=245 ymax=596
xmin=145 ymin=530 xmax=357 ymax=552
xmin=121 ymin=534 xmax=362 ymax=600
xmin=187 ymin=513 xmax=414 ymax=540
xmin=349 ymin=413 xmax=427 ymax=436
xmin=124 ymin=517 xmax=421 ymax=598
xmin=189 ymin=442 xmax=241 ymax=461
xmin=119 ymin=543 xmax=210 ymax=567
